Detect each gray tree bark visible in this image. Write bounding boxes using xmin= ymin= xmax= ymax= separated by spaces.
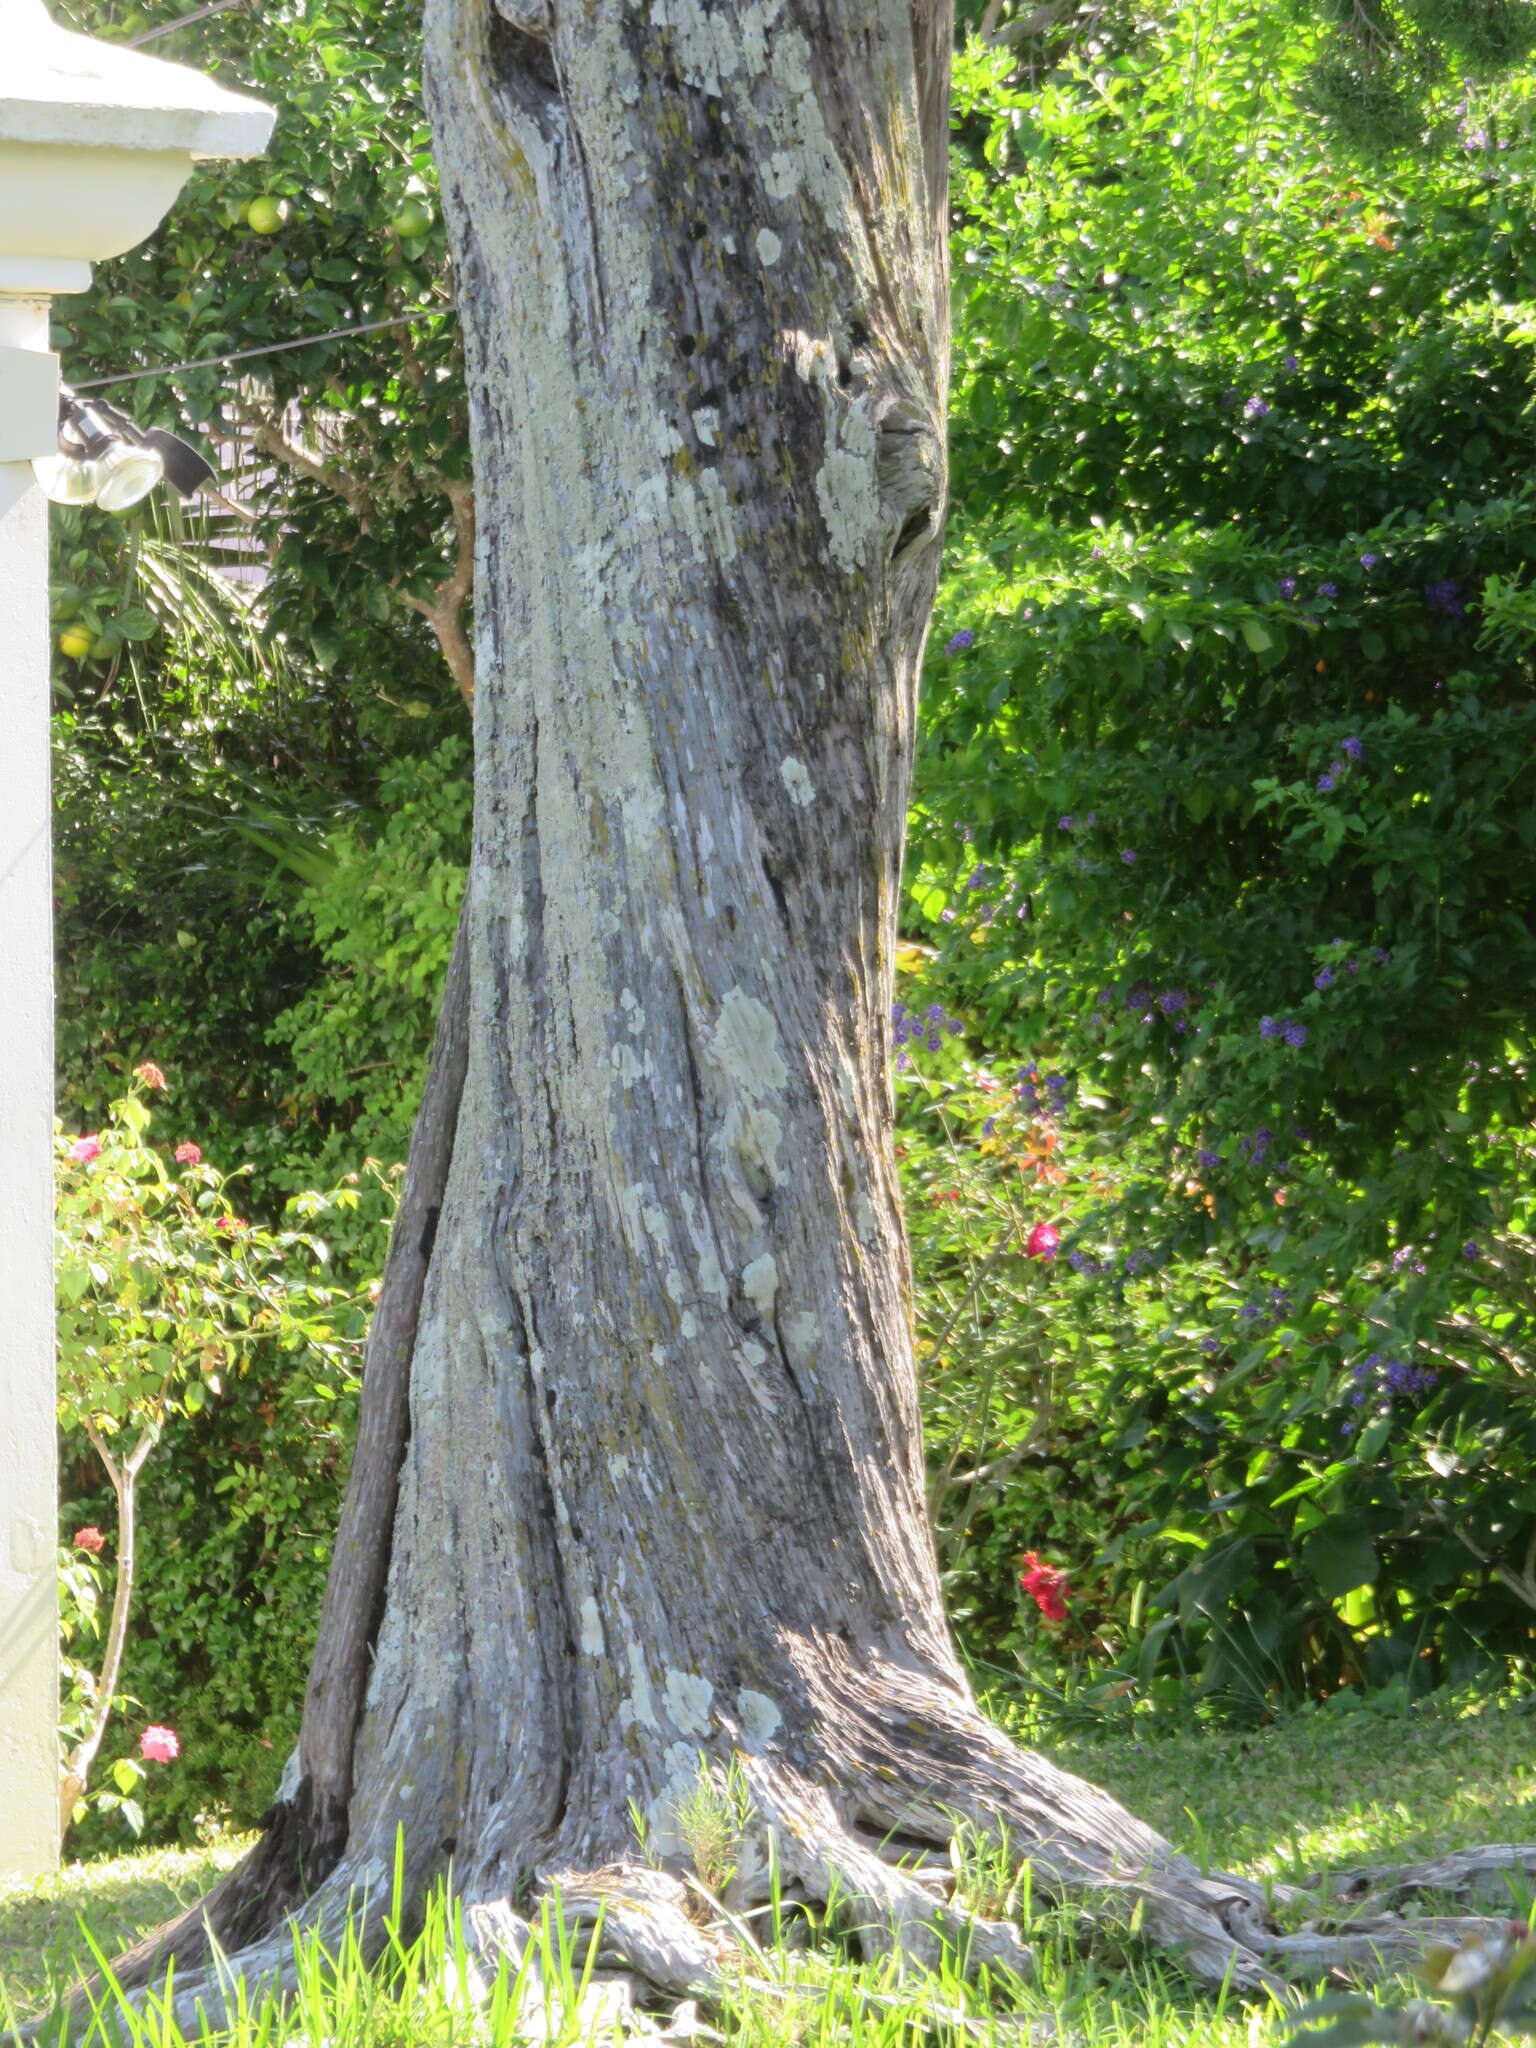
xmin=76 ymin=0 xmax=1536 ymax=2027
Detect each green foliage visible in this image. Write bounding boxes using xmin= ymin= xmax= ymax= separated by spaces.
xmin=1292 ymin=1924 xmax=1536 ymax=2048
xmin=55 ymin=1076 xmax=376 ymax=1848
xmin=903 ymin=1 xmax=1536 ymax=1711
xmin=905 ymin=1011 xmax=1536 ymax=1715
xmin=51 ymin=0 xmax=471 ymax=1260
xmin=53 ymin=0 xmax=463 ymax=697
xmin=266 ymin=733 xmax=470 ymax=1238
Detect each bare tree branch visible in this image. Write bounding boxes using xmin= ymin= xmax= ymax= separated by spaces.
xmin=398 ymin=474 xmax=476 ymax=705
xmin=236 ymin=405 xmax=373 ymax=525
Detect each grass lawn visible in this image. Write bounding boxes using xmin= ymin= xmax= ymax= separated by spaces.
xmin=3 ymin=1698 xmax=1533 ymax=2045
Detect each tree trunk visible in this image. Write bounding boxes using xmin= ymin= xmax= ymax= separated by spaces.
xmin=82 ymin=0 xmax=1536 ymax=2026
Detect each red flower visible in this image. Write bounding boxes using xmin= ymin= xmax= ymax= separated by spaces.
xmin=174 ymin=1142 xmax=202 ymax=1166
xmin=1020 ymin=1550 xmax=1071 ymax=1622
xmin=214 ymin=1216 xmax=248 ymax=1233
xmin=1026 ymin=1222 xmax=1061 ymax=1260
xmin=68 ymin=1134 xmax=102 ymax=1164
xmin=133 ymin=1062 xmax=167 ymax=1090
xmin=72 ymin=1526 xmax=106 ymax=1554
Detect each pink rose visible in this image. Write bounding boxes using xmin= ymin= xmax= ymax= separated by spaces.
xmin=174 ymin=1142 xmax=202 ymax=1165
xmin=68 ymin=1134 xmax=102 ymax=1164
xmin=1026 ymin=1222 xmax=1061 ymax=1260
xmin=139 ymin=1725 xmax=179 ymax=1763
xmin=73 ymin=1526 xmax=106 ymax=1554
xmin=133 ymin=1062 xmax=167 ymax=1090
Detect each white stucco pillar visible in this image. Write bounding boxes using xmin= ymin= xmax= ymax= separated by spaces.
xmin=0 ymin=291 xmax=59 ymax=1882
xmin=0 ymin=0 xmax=271 ymax=1877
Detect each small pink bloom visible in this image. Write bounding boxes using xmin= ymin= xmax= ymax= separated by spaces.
xmin=139 ymin=1725 xmax=179 ymax=1763
xmin=73 ymin=1526 xmax=106 ymax=1554
xmin=214 ymin=1215 xmax=248 ymax=1233
xmin=174 ymin=1142 xmax=202 ymax=1165
xmin=68 ymin=1134 xmax=102 ymax=1164
xmin=133 ymin=1062 xmax=167 ymax=1090
xmin=1026 ymin=1222 xmax=1061 ymax=1260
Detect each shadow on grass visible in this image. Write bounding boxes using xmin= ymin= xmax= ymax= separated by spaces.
xmin=0 ymin=1841 xmax=250 ymax=2018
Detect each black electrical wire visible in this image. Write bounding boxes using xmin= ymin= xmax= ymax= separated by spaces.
xmin=72 ymin=307 xmax=455 ymax=391
xmin=122 ymin=0 xmax=249 ymax=47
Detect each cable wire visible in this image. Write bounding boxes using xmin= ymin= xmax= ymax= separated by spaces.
xmin=72 ymin=308 xmax=456 ymax=391
xmin=122 ymin=0 xmax=249 ymax=47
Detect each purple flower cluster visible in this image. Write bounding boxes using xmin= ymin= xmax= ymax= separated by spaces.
xmin=1360 ymin=552 xmax=1379 ymax=569
xmin=1279 ymin=577 xmax=1298 ymax=599
xmin=945 ymin=628 xmax=976 ymax=652
xmin=1015 ymin=1066 xmax=1072 ymax=1118
xmin=1260 ymin=1016 xmax=1308 ymax=1049
xmin=892 ymin=1001 xmax=965 ymax=1057
xmin=1424 ymin=579 xmax=1467 ymax=621
xmin=1350 ymin=1353 xmax=1437 ymax=1407
xmin=1197 ymin=1146 xmax=1221 ymax=1169
xmin=1317 ymin=581 xmax=1338 ymax=599
xmin=1317 ymin=741 xmax=1361 ymax=791
xmin=1244 ymin=396 xmax=1270 ymax=420
xmin=966 ymin=865 xmax=989 ymax=890
xmin=1235 ymin=1286 xmax=1291 ymax=1333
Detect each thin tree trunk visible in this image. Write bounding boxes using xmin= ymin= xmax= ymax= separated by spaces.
xmin=58 ymin=1427 xmax=150 ymax=1839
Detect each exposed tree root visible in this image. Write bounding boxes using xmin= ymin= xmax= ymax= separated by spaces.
xmin=27 ymin=1753 xmax=1536 ymax=2048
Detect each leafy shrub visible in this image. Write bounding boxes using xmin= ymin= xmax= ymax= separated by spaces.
xmin=56 ymin=1072 xmax=377 ymax=1849
xmin=896 ymin=5 xmax=1536 ymax=1712
xmin=902 ymin=993 xmax=1536 ymax=1719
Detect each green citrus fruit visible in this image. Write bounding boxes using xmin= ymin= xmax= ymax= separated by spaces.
xmin=246 ymin=196 xmax=287 ymax=235
xmin=88 ymin=635 xmax=116 ymax=661
xmin=57 ymin=627 xmax=93 ymax=660
xmin=392 ymin=199 xmax=433 ymax=239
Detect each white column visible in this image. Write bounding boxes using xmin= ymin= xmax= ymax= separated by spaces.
xmin=0 ymin=291 xmax=59 ymax=1878
xmin=0 ymin=1 xmax=272 ymax=1877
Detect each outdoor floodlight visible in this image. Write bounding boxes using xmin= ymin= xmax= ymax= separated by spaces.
xmin=90 ymin=434 xmax=165 ymax=512
xmin=31 ymin=442 xmax=99 ymax=505
xmin=33 ymin=386 xmax=214 ymax=513
xmin=139 ymin=426 xmax=216 ymax=496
